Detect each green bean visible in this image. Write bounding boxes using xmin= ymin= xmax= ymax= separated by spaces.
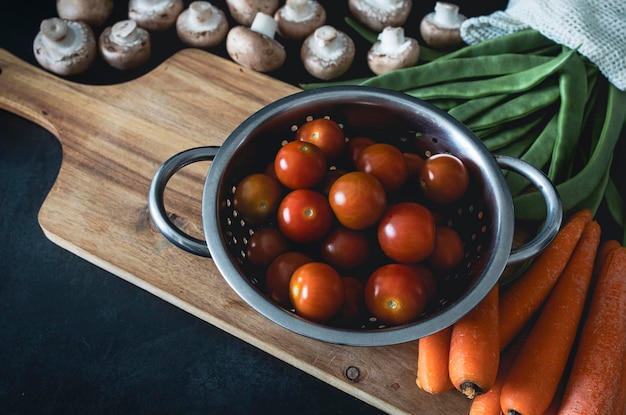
xmin=466 ymin=83 xmax=560 ymax=130
xmin=473 ymin=124 xmax=502 ymax=139
xmin=404 ymin=47 xmax=576 ymax=100
xmin=447 ymin=93 xmax=509 ymax=123
xmin=300 ymin=77 xmax=371 ymax=89
xmin=604 ymin=177 xmax=625 ymax=227
xmin=572 ymin=155 xmax=612 ymax=215
xmin=428 ymin=98 xmax=467 ymax=111
xmin=547 ymin=51 xmax=588 ymax=183
xmin=440 ymin=29 xmax=556 ymax=61
xmin=493 ymin=119 xmax=546 ymax=158
xmin=513 ymin=84 xmax=626 ymax=221
xmin=344 ymin=17 xmax=378 ymax=43
xmin=482 ymin=112 xmax=547 ymax=151
xmin=359 ymin=53 xmax=553 ymax=91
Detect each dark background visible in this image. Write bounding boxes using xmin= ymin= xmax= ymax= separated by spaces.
xmin=0 ymin=1 xmax=512 ymax=414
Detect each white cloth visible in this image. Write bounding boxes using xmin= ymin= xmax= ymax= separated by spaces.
xmin=460 ymin=0 xmax=626 ymax=90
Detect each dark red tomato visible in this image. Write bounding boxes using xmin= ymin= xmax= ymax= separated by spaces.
xmin=274 ymin=140 xmax=327 ymax=189
xmin=277 ymin=189 xmax=333 ymax=243
xmin=233 ymin=173 xmax=282 ymax=225
xmin=320 ymin=226 xmax=371 ymax=270
xmin=246 ymin=226 xmax=290 ymax=267
xmin=428 ymin=225 xmax=465 ymax=272
xmin=377 ymin=202 xmax=436 ymax=263
xmin=318 ymin=168 xmax=346 ymax=196
xmin=328 ymin=171 xmax=387 ymax=230
xmin=364 ymin=263 xmax=428 ymax=325
xmin=409 ymin=263 xmax=437 ymax=301
xmin=295 ymin=118 xmax=346 ymax=161
xmin=289 ymin=262 xmax=345 ymax=322
xmin=404 ymin=152 xmax=425 ymax=178
xmin=418 ymin=153 xmax=470 ymax=204
xmin=356 ymin=143 xmax=408 ymax=193
xmin=265 ymin=251 xmax=313 ymax=308
xmin=346 ymin=136 xmax=375 ymax=166
xmin=332 ymin=276 xmax=367 ymax=328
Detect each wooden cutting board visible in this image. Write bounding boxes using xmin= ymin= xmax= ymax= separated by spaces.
xmin=0 ymin=48 xmax=470 ymax=415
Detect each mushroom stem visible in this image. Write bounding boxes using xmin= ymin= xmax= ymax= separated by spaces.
xmin=283 ymin=0 xmax=310 ymax=19
xmin=309 ymin=26 xmax=343 ymax=61
xmin=40 ymin=18 xmax=70 ymax=42
xmin=188 ymin=1 xmax=220 ymax=29
xmin=377 ymin=26 xmax=409 ymax=55
xmin=250 ymin=12 xmax=277 ymax=38
xmin=111 ymin=20 xmax=141 ymax=44
xmin=432 ymin=2 xmax=463 ymax=29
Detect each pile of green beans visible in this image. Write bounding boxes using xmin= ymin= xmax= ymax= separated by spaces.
xmin=301 ymin=24 xmax=626 ymax=243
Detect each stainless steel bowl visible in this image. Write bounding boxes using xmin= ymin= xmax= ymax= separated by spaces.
xmin=149 ymin=86 xmax=562 ymax=346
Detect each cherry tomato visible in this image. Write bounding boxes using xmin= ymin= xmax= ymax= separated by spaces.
xmin=289 ymin=262 xmax=344 ymax=322
xmin=409 ymin=263 xmax=438 ymax=301
xmin=233 ymin=173 xmax=282 ymax=225
xmin=246 ymin=226 xmax=290 ymax=267
xmin=418 ymin=153 xmax=470 ymax=204
xmin=428 ymin=225 xmax=465 ymax=272
xmin=318 ymin=168 xmax=346 ymax=196
xmin=364 ymin=263 xmax=428 ymax=325
xmin=356 ymin=143 xmax=408 ymax=193
xmin=404 ymin=152 xmax=425 ymax=178
xmin=320 ymin=226 xmax=371 ymax=270
xmin=332 ymin=276 xmax=367 ymax=328
xmin=328 ymin=171 xmax=387 ymax=230
xmin=265 ymin=251 xmax=313 ymax=308
xmin=277 ymin=189 xmax=333 ymax=243
xmin=346 ymin=136 xmax=375 ymax=166
xmin=377 ymin=202 xmax=436 ymax=263
xmin=295 ymin=117 xmax=346 ymax=161
xmin=274 ymin=140 xmax=327 ymax=189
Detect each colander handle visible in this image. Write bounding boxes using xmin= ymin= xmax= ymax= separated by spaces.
xmin=148 ymin=146 xmax=220 ymax=258
xmin=495 ymin=155 xmax=563 ymax=265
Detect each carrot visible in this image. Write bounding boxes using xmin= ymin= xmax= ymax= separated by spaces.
xmin=500 ymin=220 xmax=601 ymax=415
xmin=557 ymin=246 xmax=626 ymax=415
xmin=498 ymin=209 xmax=593 ymax=350
xmin=592 ymin=239 xmax=621 ymax=287
xmin=449 ymin=285 xmax=500 ymax=399
xmin=613 ymin=359 xmax=626 ymax=415
xmin=416 ymin=326 xmax=454 ymax=394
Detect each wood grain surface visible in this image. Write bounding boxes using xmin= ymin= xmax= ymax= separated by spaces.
xmin=0 ymin=47 xmax=471 ymax=414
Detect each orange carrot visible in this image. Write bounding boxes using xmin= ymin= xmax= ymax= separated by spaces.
xmin=500 ymin=220 xmax=601 ymax=415
xmin=499 ymin=209 xmax=593 ymax=351
xmin=613 ymin=353 xmax=626 ymax=415
xmin=449 ymin=285 xmax=500 ymax=399
xmin=557 ymin=246 xmax=626 ymax=415
xmin=416 ymin=326 xmax=454 ymax=394
xmin=592 ymin=239 xmax=621 ymax=287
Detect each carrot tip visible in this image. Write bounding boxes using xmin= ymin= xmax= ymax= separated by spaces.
xmin=507 ymin=411 xmax=522 ymax=415
xmin=460 ymin=381 xmax=482 ymax=399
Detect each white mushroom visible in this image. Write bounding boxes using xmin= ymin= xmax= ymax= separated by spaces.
xmin=128 ymin=0 xmax=184 ymax=31
xmin=226 ymin=12 xmax=286 ymax=73
xmin=367 ymin=26 xmax=419 ymax=75
xmin=99 ymin=20 xmax=151 ymax=70
xmin=274 ymin=0 xmax=326 ymax=40
xmin=33 ymin=17 xmax=97 ymax=76
xmin=176 ymin=1 xmax=229 ymax=48
xmin=56 ymin=0 xmax=114 ymax=26
xmin=225 ymin=0 xmax=279 ymax=26
xmin=420 ymin=2 xmax=467 ymax=49
xmin=301 ymin=25 xmax=355 ymax=80
xmin=348 ymin=0 xmax=412 ymax=33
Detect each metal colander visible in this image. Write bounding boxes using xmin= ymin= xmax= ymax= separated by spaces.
xmin=149 ymin=86 xmax=562 ymax=346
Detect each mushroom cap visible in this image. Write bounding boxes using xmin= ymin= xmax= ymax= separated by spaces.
xmin=128 ymin=0 xmax=184 ymax=31
xmin=56 ymin=0 xmax=114 ymax=26
xmin=274 ymin=0 xmax=327 ymax=40
xmin=33 ymin=17 xmax=97 ymax=76
xmin=226 ymin=0 xmax=280 ymax=26
xmin=176 ymin=1 xmax=229 ymax=48
xmin=99 ymin=20 xmax=151 ymax=70
xmin=348 ymin=0 xmax=412 ymax=33
xmin=226 ymin=25 xmax=286 ymax=72
xmin=367 ymin=34 xmax=419 ymax=75
xmin=301 ymin=25 xmax=355 ymax=80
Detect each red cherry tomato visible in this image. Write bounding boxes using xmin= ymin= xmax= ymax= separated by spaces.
xmin=289 ymin=262 xmax=345 ymax=322
xmin=320 ymin=226 xmax=371 ymax=270
xmin=233 ymin=173 xmax=282 ymax=225
xmin=418 ymin=153 xmax=470 ymax=204
xmin=295 ymin=118 xmax=346 ymax=161
xmin=277 ymin=189 xmax=333 ymax=243
xmin=246 ymin=226 xmax=290 ymax=267
xmin=356 ymin=143 xmax=408 ymax=193
xmin=346 ymin=136 xmax=375 ymax=166
xmin=364 ymin=263 xmax=428 ymax=325
xmin=318 ymin=168 xmax=346 ymax=196
xmin=332 ymin=276 xmax=367 ymax=328
xmin=409 ymin=263 xmax=438 ymax=301
xmin=266 ymin=251 xmax=313 ymax=307
xmin=328 ymin=171 xmax=387 ymax=230
xmin=404 ymin=152 xmax=425 ymax=178
xmin=377 ymin=202 xmax=436 ymax=263
xmin=274 ymin=140 xmax=327 ymax=189
xmin=428 ymin=225 xmax=465 ymax=272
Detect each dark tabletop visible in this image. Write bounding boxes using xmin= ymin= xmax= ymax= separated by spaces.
xmin=1 ymin=1 xmax=513 ymax=414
